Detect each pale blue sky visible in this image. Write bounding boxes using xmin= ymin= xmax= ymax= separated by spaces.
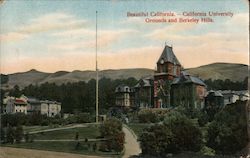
xmin=0 ymin=0 xmax=249 ymax=74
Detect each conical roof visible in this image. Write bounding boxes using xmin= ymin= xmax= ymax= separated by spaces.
xmin=157 ymin=45 xmax=181 ymax=65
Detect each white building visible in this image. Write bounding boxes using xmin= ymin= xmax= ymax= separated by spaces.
xmin=218 ymin=90 xmax=249 ymax=105
xmin=3 ymin=95 xmax=61 ymax=117
xmin=5 ymin=97 xmax=27 ymax=114
xmin=40 ymin=100 xmax=61 ymax=117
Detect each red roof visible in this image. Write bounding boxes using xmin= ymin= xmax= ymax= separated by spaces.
xmin=15 ymin=99 xmax=27 ymax=104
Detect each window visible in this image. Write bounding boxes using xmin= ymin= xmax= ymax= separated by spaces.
xmin=173 ymin=65 xmax=177 ymax=75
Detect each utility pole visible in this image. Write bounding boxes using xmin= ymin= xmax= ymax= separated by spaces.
xmin=95 ymin=11 xmax=99 ymax=123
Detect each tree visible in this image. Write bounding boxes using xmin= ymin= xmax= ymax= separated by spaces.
xmin=164 ymin=111 xmax=203 ymax=152
xmin=138 ymin=109 xmax=159 ymax=123
xmin=6 ymin=126 xmax=14 ymax=144
xmin=9 ymin=85 xmax=22 ymax=98
xmin=0 ymin=89 xmax=5 ymax=113
xmin=140 ymin=124 xmax=174 ymax=156
xmin=99 ymin=118 xmax=125 ymax=152
xmin=15 ymin=125 xmax=24 ymax=143
xmin=207 ymin=101 xmax=248 ymax=154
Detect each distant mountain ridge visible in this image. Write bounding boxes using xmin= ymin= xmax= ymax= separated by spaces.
xmin=1 ymin=63 xmax=248 ymax=89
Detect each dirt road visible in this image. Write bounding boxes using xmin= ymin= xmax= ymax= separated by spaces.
xmin=122 ymin=126 xmax=141 ymax=158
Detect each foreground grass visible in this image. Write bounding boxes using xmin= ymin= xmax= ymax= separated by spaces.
xmin=128 ymin=123 xmax=152 ymax=137
xmin=31 ymin=125 xmax=100 ymax=140
xmin=23 ymin=126 xmax=53 ymax=133
xmin=3 ymin=141 xmax=120 ymax=157
xmin=2 ymin=124 xmax=122 ymax=157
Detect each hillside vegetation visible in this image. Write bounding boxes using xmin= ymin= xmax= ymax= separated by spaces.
xmin=1 ymin=63 xmax=248 ymax=89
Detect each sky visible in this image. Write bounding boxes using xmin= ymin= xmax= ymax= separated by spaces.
xmin=0 ymin=0 xmax=249 ymax=74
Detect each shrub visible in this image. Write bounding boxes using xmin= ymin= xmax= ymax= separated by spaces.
xmin=99 ymin=118 xmax=124 ymax=152
xmin=207 ymin=101 xmax=248 ymax=154
xmin=14 ymin=125 xmax=24 ymax=143
xmin=140 ymin=124 xmax=174 ymax=156
xmin=164 ymin=111 xmax=203 ymax=152
xmin=138 ymin=109 xmax=159 ymax=123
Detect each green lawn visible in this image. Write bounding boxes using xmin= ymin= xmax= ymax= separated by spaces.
xmin=31 ymin=125 xmax=100 ymax=140
xmin=4 ymin=141 xmax=120 ymax=157
xmin=128 ymin=123 xmax=152 ymax=137
xmin=23 ymin=126 xmax=53 ymax=133
xmin=3 ymin=124 xmax=121 ymax=157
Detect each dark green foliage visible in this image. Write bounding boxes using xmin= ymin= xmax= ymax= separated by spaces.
xmin=140 ymin=124 xmax=174 ymax=157
xmin=0 ymin=89 xmax=5 ymax=113
xmin=21 ymin=77 xmax=138 ymax=114
xmin=164 ymin=111 xmax=203 ymax=152
xmin=207 ymin=100 xmax=248 ymax=154
xmin=24 ymin=133 xmax=30 ymax=143
xmin=204 ymin=78 xmax=247 ymax=91
xmin=138 ymin=109 xmax=159 ymax=123
xmin=99 ymin=118 xmax=125 ymax=152
xmin=9 ymin=85 xmax=22 ymax=97
xmin=0 ymin=74 xmax=9 ymax=84
xmin=6 ymin=126 xmax=14 ymax=144
xmin=15 ymin=125 xmax=24 ymax=143
xmin=139 ymin=111 xmax=203 ymax=156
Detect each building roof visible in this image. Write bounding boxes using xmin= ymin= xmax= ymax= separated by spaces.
xmin=27 ymin=97 xmax=41 ymax=104
xmin=207 ymin=90 xmax=223 ymax=97
xmin=14 ymin=99 xmax=27 ymax=105
xmin=172 ymin=72 xmax=206 ymax=86
xmin=157 ymin=45 xmax=181 ymax=65
xmin=218 ymin=90 xmax=249 ymax=97
xmin=115 ymin=85 xmax=131 ymax=93
xmin=134 ymin=78 xmax=152 ymax=88
xmin=40 ymin=100 xmax=61 ymax=104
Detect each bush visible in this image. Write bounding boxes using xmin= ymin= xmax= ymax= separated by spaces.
xmin=164 ymin=111 xmax=203 ymax=152
xmin=200 ymin=146 xmax=216 ymax=156
xmin=138 ymin=109 xmax=159 ymax=123
xmin=139 ymin=111 xmax=203 ymax=156
xmin=15 ymin=125 xmax=24 ymax=143
xmin=140 ymin=124 xmax=174 ymax=157
xmin=207 ymin=101 xmax=248 ymax=154
xmin=100 ymin=118 xmax=124 ymax=152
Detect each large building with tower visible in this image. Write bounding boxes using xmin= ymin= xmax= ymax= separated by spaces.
xmin=115 ymin=44 xmax=207 ymax=109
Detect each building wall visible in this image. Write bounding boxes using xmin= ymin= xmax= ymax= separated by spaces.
xmin=14 ymin=105 xmax=27 ymax=114
xmin=171 ymin=83 xmax=205 ymax=109
xmin=223 ymin=94 xmax=239 ymax=105
xmin=156 ymin=62 xmax=181 ymax=77
xmin=115 ymin=92 xmax=130 ymax=107
xmin=49 ymin=103 xmax=61 ymax=117
xmin=5 ymin=99 xmax=27 ymax=114
xmin=41 ymin=102 xmax=61 ymax=117
xmin=135 ymin=86 xmax=153 ymax=108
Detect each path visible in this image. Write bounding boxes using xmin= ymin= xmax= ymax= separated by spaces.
xmin=0 ymin=147 xmax=103 ymax=158
xmin=122 ymin=125 xmax=141 ymax=158
xmin=29 ymin=124 xmax=89 ymax=134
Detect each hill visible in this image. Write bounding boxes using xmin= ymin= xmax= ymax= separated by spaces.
xmin=185 ymin=63 xmax=248 ymax=82
xmin=1 ymin=63 xmax=248 ymax=89
xmin=3 ymin=68 xmax=154 ymax=89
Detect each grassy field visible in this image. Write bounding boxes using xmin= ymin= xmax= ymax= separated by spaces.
xmin=2 ymin=124 xmax=121 ymax=157
xmin=3 ymin=141 xmax=119 ymax=157
xmin=128 ymin=123 xmax=152 ymax=137
xmin=23 ymin=126 xmax=54 ymax=133
xmin=31 ymin=125 xmax=100 ymax=140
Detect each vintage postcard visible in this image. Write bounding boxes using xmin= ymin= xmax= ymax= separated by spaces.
xmin=0 ymin=0 xmax=249 ymax=158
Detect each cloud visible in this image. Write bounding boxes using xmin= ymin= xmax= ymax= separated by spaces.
xmin=0 ymin=32 xmax=29 ymax=42
xmin=50 ymin=29 xmax=137 ymax=51
xmin=145 ymin=23 xmax=198 ymax=40
xmin=0 ymin=12 xmax=86 ymax=42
